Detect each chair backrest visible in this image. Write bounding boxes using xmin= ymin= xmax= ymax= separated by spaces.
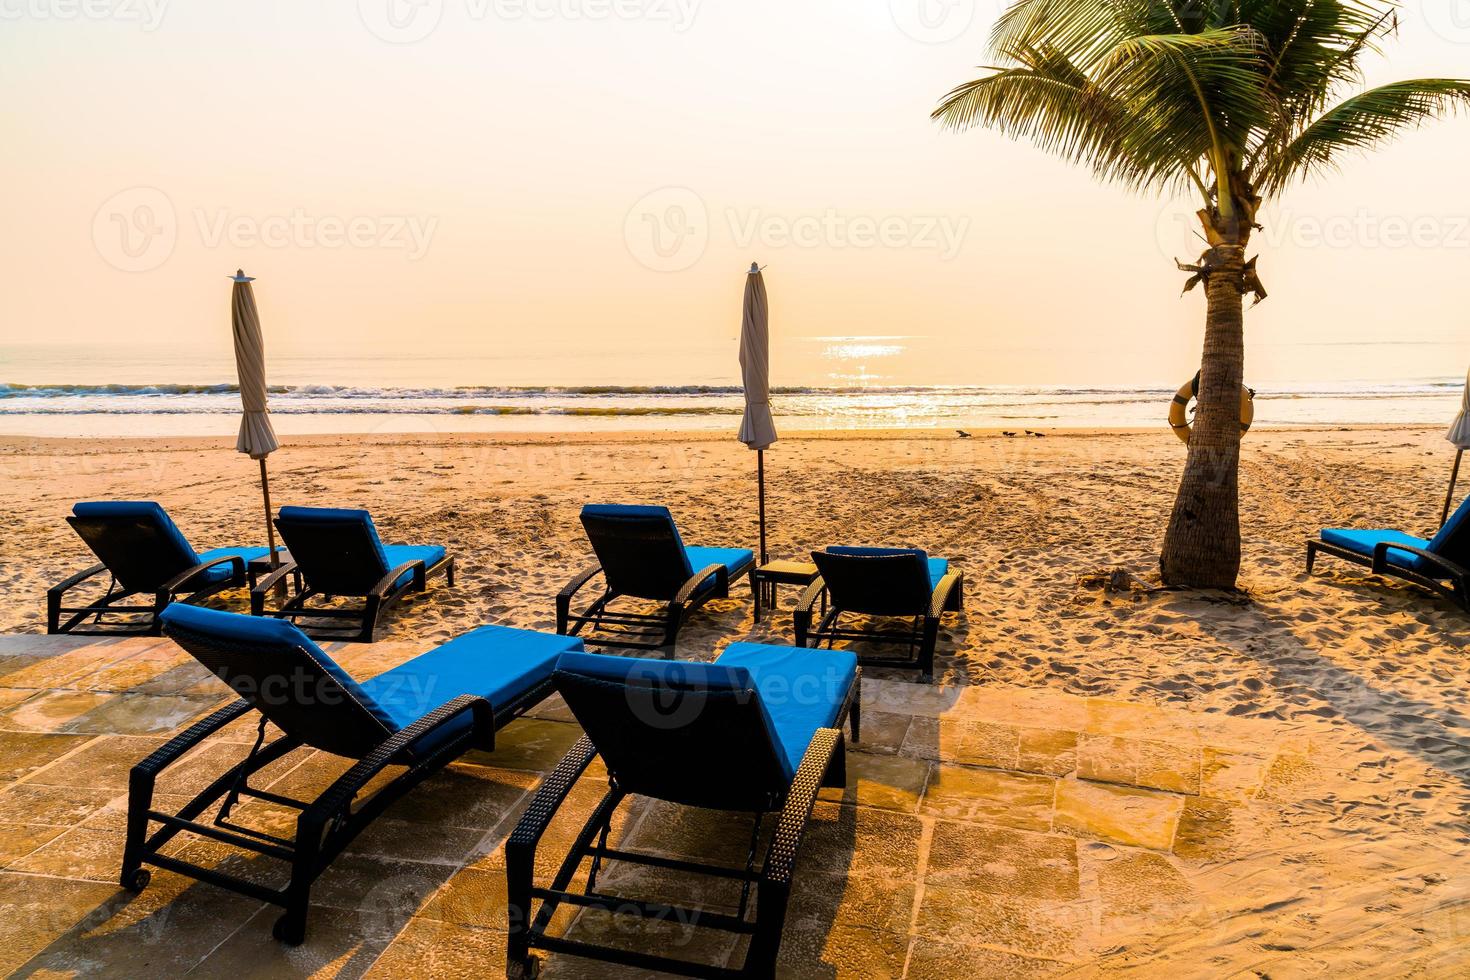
xmin=68 ymin=501 xmax=203 ymax=593
xmin=274 ymin=507 xmax=391 ymax=596
xmin=811 ymin=546 xmax=932 ymax=617
xmin=580 ymin=505 xmax=693 ymax=601
xmin=1429 ymin=494 xmax=1470 ymax=568
xmin=553 ymin=652 xmax=791 ymax=811
xmin=160 ymin=604 xmax=397 ymax=759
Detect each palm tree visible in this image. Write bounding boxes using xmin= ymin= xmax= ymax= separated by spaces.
xmin=933 ymin=0 xmax=1470 ymax=589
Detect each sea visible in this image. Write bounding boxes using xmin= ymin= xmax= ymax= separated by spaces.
xmin=1 ymin=339 xmax=1464 ymax=438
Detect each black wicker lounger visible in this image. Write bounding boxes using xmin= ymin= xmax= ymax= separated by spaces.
xmin=507 ymin=644 xmax=859 ymax=978
xmin=124 ymin=604 xmax=581 ymax=945
xmin=795 ymin=546 xmax=964 ymax=683
xmin=48 ymin=500 xmax=277 ymax=635
xmin=252 ymin=505 xmax=454 ymax=642
xmin=557 ymin=505 xmax=754 ymax=653
xmin=1306 ymin=495 xmax=1470 ymax=611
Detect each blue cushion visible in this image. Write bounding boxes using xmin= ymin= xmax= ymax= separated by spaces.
xmin=715 ymin=643 xmax=857 ymax=780
xmin=554 ymin=649 xmax=754 ymax=692
xmin=361 ymin=625 xmax=584 ymax=755
xmin=277 ymin=506 xmax=392 ymax=573
xmin=1428 ymin=495 xmax=1470 ymax=554
xmin=158 ymin=604 xmax=398 ymax=732
xmin=195 ymin=546 xmax=275 ymax=584
xmin=1321 ymin=528 xmax=1432 ymax=575
xmin=684 ymin=546 xmax=755 ymax=592
xmin=73 ymin=500 xmax=200 ymax=566
xmin=381 ymin=544 xmax=449 ymax=588
xmin=828 ymin=545 xmax=949 ymax=590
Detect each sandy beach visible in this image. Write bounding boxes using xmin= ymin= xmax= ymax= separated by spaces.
xmin=0 ymin=426 xmax=1467 ymax=974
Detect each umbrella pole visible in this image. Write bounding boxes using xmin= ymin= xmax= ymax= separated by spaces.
xmin=260 ymin=457 xmax=280 ymax=571
xmin=758 ymin=449 xmax=768 ymax=567
xmin=1444 ymin=449 xmax=1464 ymax=526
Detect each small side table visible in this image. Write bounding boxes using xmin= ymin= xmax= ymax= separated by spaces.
xmin=751 ymin=560 xmax=821 ymax=622
xmin=247 ymin=550 xmax=293 ymax=589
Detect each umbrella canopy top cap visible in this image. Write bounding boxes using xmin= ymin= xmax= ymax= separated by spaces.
xmin=231 ymin=270 xmax=256 ymax=282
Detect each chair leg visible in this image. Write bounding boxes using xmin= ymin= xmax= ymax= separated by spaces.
xmin=445 ymin=558 xmax=456 ymax=587
xmin=119 ymin=767 xmax=155 ymax=893
xmin=660 ymin=605 xmax=683 ymax=656
xmin=744 ymin=880 xmax=791 ymax=977
xmin=850 ymin=684 xmax=861 ymax=744
xmin=1305 ymin=542 xmax=1318 ymax=574
xmin=274 ymin=817 xmax=322 ymax=946
xmin=919 ymin=617 xmax=939 ymax=683
xmin=358 ymin=597 xmax=382 ymax=643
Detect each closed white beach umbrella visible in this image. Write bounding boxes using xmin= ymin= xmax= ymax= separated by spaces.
xmin=1444 ymin=367 xmax=1470 ymax=523
xmin=739 ymin=263 xmax=777 ymax=565
xmin=230 ymin=270 xmax=282 ymax=568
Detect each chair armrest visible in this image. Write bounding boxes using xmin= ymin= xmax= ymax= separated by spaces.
xmin=929 ymin=571 xmax=963 ymax=619
xmin=371 ymin=560 xmax=425 ymax=598
xmin=558 ymin=564 xmax=603 ymax=604
xmin=249 ymin=560 xmax=299 ymax=615
xmin=762 ymin=728 xmax=841 ymax=889
xmin=131 ymin=700 xmax=254 ymax=778
xmin=674 ymin=564 xmax=727 ymax=606
xmin=507 ymin=735 xmax=599 ymax=856
xmin=1372 ymin=542 xmax=1470 ymax=580
xmin=163 ymin=554 xmax=245 ymax=594
xmin=795 ymin=577 xmax=826 ymax=615
xmin=49 ymin=563 xmax=108 ymax=598
xmin=305 ymin=694 xmax=495 ymax=827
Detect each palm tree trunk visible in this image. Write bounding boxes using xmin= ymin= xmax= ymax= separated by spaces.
xmin=1160 ymin=242 xmax=1246 ymax=589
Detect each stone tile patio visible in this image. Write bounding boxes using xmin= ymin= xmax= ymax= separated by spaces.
xmin=0 ymin=634 xmax=1344 ymax=976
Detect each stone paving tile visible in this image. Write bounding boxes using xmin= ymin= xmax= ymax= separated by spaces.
xmin=0 ymin=872 xmax=122 ymax=975
xmin=54 ymin=692 xmax=219 ymax=736
xmin=1136 ymin=739 xmax=1202 ymax=795
xmin=817 ymin=751 xmax=929 ymax=813
xmin=0 ymin=688 xmax=36 ymax=711
xmin=0 ymin=729 xmax=93 ymax=782
xmin=10 ymin=865 xmax=263 ymax=975
xmin=190 ymin=905 xmax=401 ymax=978
xmin=916 ymin=885 xmax=1093 ymax=960
xmin=848 ymin=708 xmax=912 ymax=756
xmin=0 ymin=689 xmax=114 ymax=732
xmin=0 ymin=781 xmax=119 ymax=827
xmin=1199 ymin=747 xmax=1271 ymax=803
xmin=775 ymin=922 xmax=910 ymax=979
xmin=344 ymin=817 xmax=488 ymax=866
xmin=1054 ymin=779 xmax=1183 ymax=852
xmin=1094 ymin=850 xmax=1196 ymax=926
xmin=1257 ymin=752 xmax=1332 ymax=803
xmin=365 ymin=917 xmax=506 ymax=977
xmin=420 ymin=865 xmax=506 ymax=926
xmin=920 ymin=764 xmax=1056 ymax=832
xmin=800 ymin=802 xmax=924 ymax=883
xmin=927 ymin=821 xmax=1080 ymax=900
xmin=0 ymin=822 xmax=66 ymax=865
xmin=26 ymin=733 xmax=168 ymax=790
xmin=464 ymin=717 xmax=584 ymax=772
xmin=1016 ymin=728 xmax=1078 ymax=777
xmin=954 ymin=686 xmax=1089 ymax=732
xmin=9 ymin=827 xmax=125 ymax=882
xmin=905 ymin=937 xmax=1071 ymax=978
xmin=552 ymin=904 xmax=742 ymax=976
xmin=785 ymin=869 xmax=916 ymax=936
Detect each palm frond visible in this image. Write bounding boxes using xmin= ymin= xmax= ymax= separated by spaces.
xmin=1256 ymin=79 xmax=1470 ymax=193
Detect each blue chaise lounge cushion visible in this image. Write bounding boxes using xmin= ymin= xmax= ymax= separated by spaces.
xmin=360 ymin=625 xmax=585 ymax=755
xmin=1320 ymin=528 xmax=1433 ymax=575
xmin=73 ymin=501 xmax=270 ymax=584
xmin=554 ymin=645 xmax=856 ymax=782
xmin=714 ymin=643 xmax=858 ymax=780
xmin=826 ymin=545 xmax=948 ymax=591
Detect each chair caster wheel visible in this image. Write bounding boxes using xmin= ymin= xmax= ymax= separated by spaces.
xmin=272 ymin=914 xmax=306 ymax=946
xmin=124 ymin=869 xmax=151 ymax=893
xmin=508 ymin=954 xmax=542 ymax=979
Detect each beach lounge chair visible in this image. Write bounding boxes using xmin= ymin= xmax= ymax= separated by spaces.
xmin=252 ymin=506 xmax=454 ymax=642
xmin=48 ymin=501 xmax=277 ymax=636
xmin=1306 ymin=496 xmax=1470 ymax=611
xmin=795 ymin=546 xmax=964 ymax=682
xmin=124 ymin=604 xmax=582 ymax=945
xmin=557 ymin=504 xmax=754 ymax=652
xmin=506 ymin=643 xmax=859 ymax=978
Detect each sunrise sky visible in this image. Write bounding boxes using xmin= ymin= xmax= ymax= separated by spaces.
xmin=3 ymin=0 xmax=1469 ymax=387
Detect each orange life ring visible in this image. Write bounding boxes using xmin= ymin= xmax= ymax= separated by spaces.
xmin=1169 ymin=373 xmax=1254 ymax=443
